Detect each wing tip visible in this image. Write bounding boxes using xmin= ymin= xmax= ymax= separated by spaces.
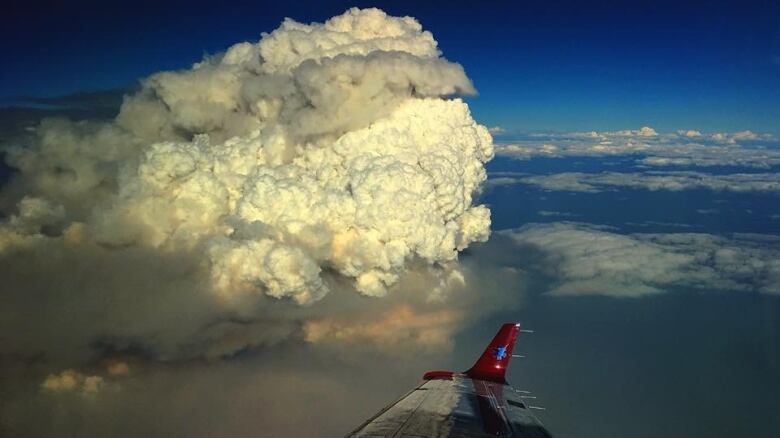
xmin=464 ymin=322 xmax=522 ymax=383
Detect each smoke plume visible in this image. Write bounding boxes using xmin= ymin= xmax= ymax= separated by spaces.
xmin=0 ymin=6 xmax=495 ymax=404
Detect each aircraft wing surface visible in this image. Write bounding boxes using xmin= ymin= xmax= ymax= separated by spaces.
xmin=347 ymin=323 xmax=552 ymax=438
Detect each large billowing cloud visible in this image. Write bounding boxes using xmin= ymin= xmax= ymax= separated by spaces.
xmin=0 ymin=6 xmax=495 ymax=396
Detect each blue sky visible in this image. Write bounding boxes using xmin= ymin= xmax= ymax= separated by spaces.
xmin=3 ymin=0 xmax=779 ymax=134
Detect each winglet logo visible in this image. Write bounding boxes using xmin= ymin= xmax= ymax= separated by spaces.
xmin=493 ymin=346 xmax=508 ymax=360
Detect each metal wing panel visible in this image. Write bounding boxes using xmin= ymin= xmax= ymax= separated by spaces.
xmin=346 ymin=377 xmax=551 ymax=438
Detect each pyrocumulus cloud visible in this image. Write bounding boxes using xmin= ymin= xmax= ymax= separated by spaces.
xmin=0 ymin=8 xmax=494 ymax=377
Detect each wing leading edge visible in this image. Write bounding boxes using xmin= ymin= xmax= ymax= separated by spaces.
xmin=347 ymin=323 xmax=552 ymax=438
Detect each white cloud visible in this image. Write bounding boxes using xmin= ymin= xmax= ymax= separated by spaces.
xmin=633 ymin=126 xmax=658 ymax=137
xmin=495 ymin=127 xmax=780 ymax=168
xmin=504 ymin=222 xmax=780 ymax=297
xmin=679 ymin=129 xmax=702 ymax=137
xmin=512 ymin=171 xmax=780 ymax=193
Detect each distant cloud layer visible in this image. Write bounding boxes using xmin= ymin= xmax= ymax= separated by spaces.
xmin=505 ymin=222 xmax=780 ymax=297
xmin=489 ymin=127 xmax=780 ymax=194
xmin=495 ymin=127 xmax=780 ymax=168
xmin=507 ymin=171 xmax=780 ymax=193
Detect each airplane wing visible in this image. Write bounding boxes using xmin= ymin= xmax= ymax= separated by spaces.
xmin=346 ymin=323 xmax=552 ymax=437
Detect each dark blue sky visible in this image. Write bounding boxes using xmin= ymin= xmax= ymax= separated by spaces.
xmin=3 ymin=0 xmax=779 ymax=133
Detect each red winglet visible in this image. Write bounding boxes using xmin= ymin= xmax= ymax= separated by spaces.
xmin=464 ymin=323 xmax=521 ymax=384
